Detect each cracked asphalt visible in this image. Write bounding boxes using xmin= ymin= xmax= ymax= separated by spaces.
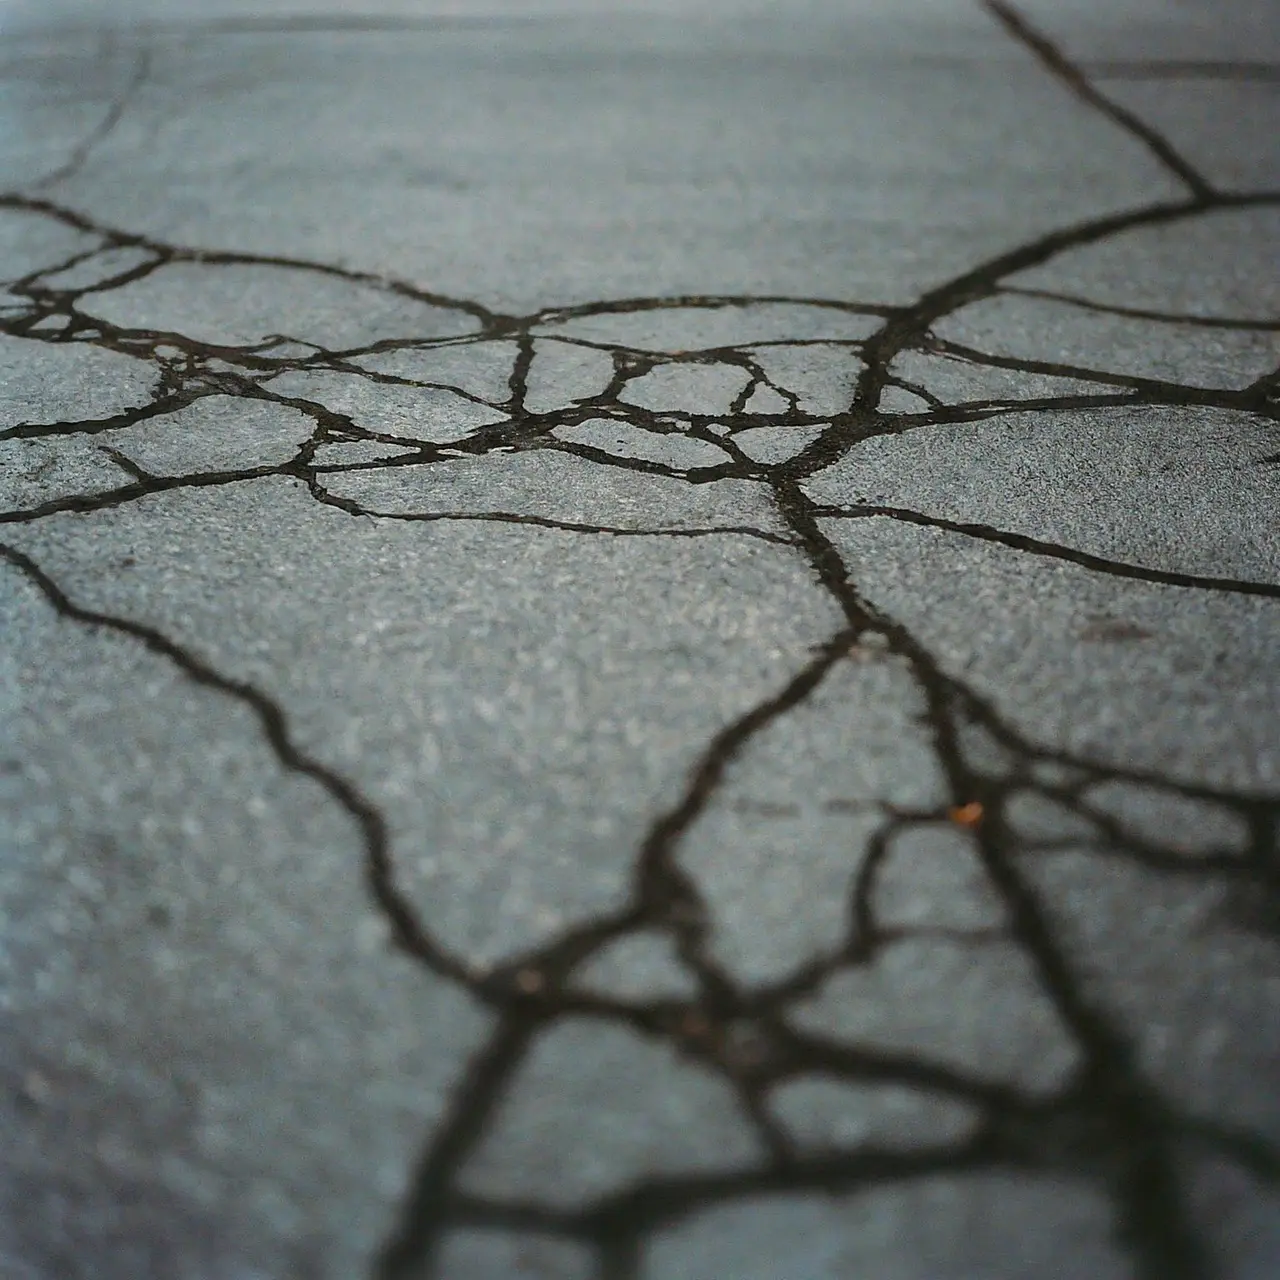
xmin=2 ymin=1 xmax=1279 ymax=1277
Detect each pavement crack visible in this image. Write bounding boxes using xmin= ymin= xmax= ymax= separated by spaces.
xmin=983 ymin=1 xmax=1217 ymax=201
xmin=1000 ymin=285 xmax=1280 ymax=332
xmin=29 ymin=44 xmax=153 ymax=192
xmin=811 ymin=504 xmax=1280 ymax=599
xmin=0 ymin=541 xmax=468 ymax=985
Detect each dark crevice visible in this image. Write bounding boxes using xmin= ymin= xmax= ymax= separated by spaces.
xmin=811 ymin=503 xmax=1280 ymax=599
xmin=29 ymin=44 xmax=153 ymax=192
xmin=983 ymin=1 xmax=1218 ymax=201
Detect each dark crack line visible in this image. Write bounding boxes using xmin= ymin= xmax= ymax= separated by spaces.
xmin=631 ymin=626 xmax=860 ymax=908
xmin=377 ymin=1016 xmax=542 ymax=1280
xmin=30 ymin=45 xmax=152 ymax=192
xmin=0 ymin=541 xmax=469 ymax=985
xmin=924 ymin=335 xmax=1271 ymax=405
xmin=530 ymin=294 xmax=897 ymax=327
xmin=0 ymin=192 xmax=504 ymax=330
xmin=832 ymin=189 xmax=1280 ymax=447
xmin=983 ymin=1 xmax=1217 ymax=201
xmin=1001 ymin=285 xmax=1280 ymax=332
xmin=354 ymin=507 xmax=797 ymax=546
xmin=447 ymin=1134 xmax=1016 ymax=1253
xmin=0 ymin=393 xmax=199 ymax=444
xmin=772 ymin=476 xmax=1233 ymax=1279
xmin=0 ymin=465 xmax=292 ymax=525
xmin=5 ymin=176 xmax=1276 ymax=1275
xmin=811 ymin=504 xmax=1280 ymax=599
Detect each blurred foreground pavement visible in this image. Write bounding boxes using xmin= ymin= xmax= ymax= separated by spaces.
xmin=2 ymin=2 xmax=1280 ymax=1277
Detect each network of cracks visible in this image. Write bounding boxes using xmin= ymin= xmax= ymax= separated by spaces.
xmin=3 ymin=4 xmax=1280 ymax=1278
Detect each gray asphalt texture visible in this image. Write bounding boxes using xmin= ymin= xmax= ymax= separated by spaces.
xmin=2 ymin=2 xmax=1279 ymax=1278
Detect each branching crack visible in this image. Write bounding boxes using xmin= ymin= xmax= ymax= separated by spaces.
xmin=3 ymin=4 xmax=1278 ymax=1279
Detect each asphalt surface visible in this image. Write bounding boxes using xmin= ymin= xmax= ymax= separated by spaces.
xmin=2 ymin=2 xmax=1279 ymax=1278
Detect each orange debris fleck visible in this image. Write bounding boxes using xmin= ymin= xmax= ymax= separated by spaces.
xmin=948 ymin=801 xmax=984 ymax=828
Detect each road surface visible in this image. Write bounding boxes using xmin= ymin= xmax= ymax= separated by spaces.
xmin=2 ymin=1 xmax=1279 ymax=1277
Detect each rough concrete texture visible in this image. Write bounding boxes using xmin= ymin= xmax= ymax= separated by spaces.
xmin=1 ymin=1 xmax=1279 ymax=1278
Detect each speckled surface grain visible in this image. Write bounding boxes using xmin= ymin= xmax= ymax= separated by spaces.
xmin=2 ymin=2 xmax=1279 ymax=1278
